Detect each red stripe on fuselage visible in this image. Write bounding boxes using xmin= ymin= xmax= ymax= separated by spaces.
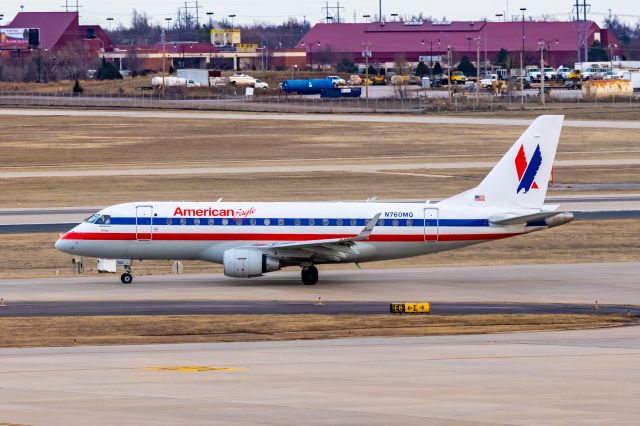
xmin=61 ymin=232 xmax=520 ymax=242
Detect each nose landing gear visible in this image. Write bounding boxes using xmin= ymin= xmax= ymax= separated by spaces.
xmin=120 ymin=265 xmax=134 ymax=284
xmin=301 ymin=265 xmax=318 ymax=285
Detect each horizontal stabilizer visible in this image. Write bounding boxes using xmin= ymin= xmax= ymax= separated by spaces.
xmin=490 ymin=211 xmax=563 ymax=226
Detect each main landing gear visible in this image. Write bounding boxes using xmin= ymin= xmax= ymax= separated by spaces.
xmin=301 ymin=265 xmax=319 ymax=285
xmin=120 ymin=265 xmax=134 ymax=284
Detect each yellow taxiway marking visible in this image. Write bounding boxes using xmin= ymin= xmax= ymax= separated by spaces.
xmin=144 ymin=366 xmax=244 ymax=372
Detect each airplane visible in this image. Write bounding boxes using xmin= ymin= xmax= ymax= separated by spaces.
xmin=55 ymin=115 xmax=573 ymax=285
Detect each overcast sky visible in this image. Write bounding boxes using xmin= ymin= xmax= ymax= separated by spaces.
xmin=1 ymin=0 xmax=638 ymax=27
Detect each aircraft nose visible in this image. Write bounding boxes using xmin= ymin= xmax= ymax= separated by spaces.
xmin=55 ymin=235 xmax=75 ymax=253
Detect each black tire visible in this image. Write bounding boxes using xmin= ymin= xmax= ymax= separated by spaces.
xmin=120 ymin=273 xmax=133 ymax=284
xmin=301 ymin=266 xmax=319 ymax=285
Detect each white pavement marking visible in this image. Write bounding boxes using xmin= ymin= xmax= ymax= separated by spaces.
xmin=1 ymin=158 xmax=639 ymax=179
xmin=0 ymin=328 xmax=639 ymax=425
xmin=2 ymin=107 xmax=640 ymax=128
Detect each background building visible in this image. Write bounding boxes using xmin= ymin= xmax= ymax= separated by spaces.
xmin=298 ymin=20 xmax=622 ymax=70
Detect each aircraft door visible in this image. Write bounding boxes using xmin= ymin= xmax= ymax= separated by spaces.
xmin=136 ymin=205 xmax=153 ymax=241
xmin=423 ymin=208 xmax=439 ymax=242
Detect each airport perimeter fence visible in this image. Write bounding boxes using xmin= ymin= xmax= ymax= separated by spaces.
xmin=0 ymin=90 xmax=639 ymax=114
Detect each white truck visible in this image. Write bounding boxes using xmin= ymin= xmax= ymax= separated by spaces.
xmin=151 ymin=76 xmax=200 ymax=88
xmin=479 ymin=74 xmax=498 ymax=88
xmin=227 ymin=73 xmax=270 ymax=90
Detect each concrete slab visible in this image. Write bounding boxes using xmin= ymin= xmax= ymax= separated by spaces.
xmin=0 ymin=327 xmax=638 ymax=425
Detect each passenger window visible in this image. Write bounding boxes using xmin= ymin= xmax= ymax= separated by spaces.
xmin=406 ymin=219 xmax=413 ymax=226
xmin=208 ymin=218 xmax=214 ymax=225
xmin=180 ymin=218 xmax=187 ymax=225
xmin=250 ymin=218 xmax=256 ymax=225
xmin=278 ymin=218 xmax=285 ymax=226
xmin=194 ymin=218 xmax=200 ymax=225
xmin=308 ymin=218 xmax=315 ymax=226
xmin=236 ymin=218 xmax=243 ymax=225
xmin=377 ymin=219 xmax=385 ymax=226
xmin=166 ymin=218 xmax=172 ymax=225
xmin=322 ymin=219 xmax=329 ymax=226
xmin=336 ymin=219 xmax=343 ymax=226
xmin=222 ymin=218 xmax=228 ymax=225
xmin=264 ymin=218 xmax=271 ymax=225
xmin=392 ymin=219 xmax=399 ymax=227
xmin=294 ymin=218 xmax=301 ymax=226
xmin=350 ymin=219 xmax=357 ymax=226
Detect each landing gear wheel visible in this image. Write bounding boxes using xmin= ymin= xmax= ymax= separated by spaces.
xmin=301 ymin=266 xmax=319 ymax=285
xmin=120 ymin=273 xmax=133 ymax=284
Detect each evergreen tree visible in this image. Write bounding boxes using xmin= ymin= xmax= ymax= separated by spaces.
xmin=367 ymin=64 xmax=377 ymax=75
xmin=432 ymin=61 xmax=443 ymax=75
xmin=415 ymin=61 xmax=429 ymax=77
xmin=457 ymin=56 xmax=477 ymax=76
xmin=588 ymin=41 xmax=609 ymax=61
xmin=95 ymin=59 xmax=123 ymax=80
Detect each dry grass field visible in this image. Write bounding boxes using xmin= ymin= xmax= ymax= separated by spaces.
xmin=0 ymin=314 xmax=632 ymax=348
xmin=0 ymin=116 xmax=639 ymax=170
xmin=1 ymin=219 xmax=638 ymax=279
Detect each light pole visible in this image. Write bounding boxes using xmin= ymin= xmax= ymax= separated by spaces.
xmin=390 ymin=13 xmax=398 ymax=22
xmin=362 ymin=14 xmax=370 ymax=23
xmin=607 ymin=43 xmax=617 ymax=69
xmin=301 ymin=40 xmax=320 ymax=70
xmin=228 ymin=14 xmax=236 ymax=28
xmin=421 ymin=39 xmax=441 ymax=79
xmin=520 ymin=7 xmax=526 ymax=106
xmin=476 ymin=37 xmax=481 ymax=103
xmin=542 ymin=38 xmax=559 ymax=68
xmin=538 ymin=39 xmax=545 ymax=105
xmin=106 ymin=17 xmax=113 ymax=31
xmin=165 ymin=17 xmax=172 ymax=32
xmin=206 ymin=12 xmax=214 ymax=28
xmin=362 ymin=42 xmax=372 ymax=103
xmin=447 ymin=45 xmax=452 ymax=104
xmin=495 ymin=13 xmax=503 ymax=22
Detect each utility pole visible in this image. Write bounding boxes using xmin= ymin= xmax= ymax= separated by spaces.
xmin=362 ymin=42 xmax=372 ymax=104
xmin=161 ymin=29 xmax=166 ymax=96
xmin=520 ymin=8 xmax=526 ymax=106
xmin=539 ymin=40 xmax=545 ymax=105
xmin=447 ymin=46 xmax=452 ymax=104
xmin=476 ymin=37 xmax=480 ymax=105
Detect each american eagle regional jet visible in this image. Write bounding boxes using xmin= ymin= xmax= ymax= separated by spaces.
xmin=56 ymin=115 xmax=573 ymax=285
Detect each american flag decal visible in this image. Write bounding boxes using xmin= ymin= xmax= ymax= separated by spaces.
xmin=474 ymin=194 xmax=485 ymax=201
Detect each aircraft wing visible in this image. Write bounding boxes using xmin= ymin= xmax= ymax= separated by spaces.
xmin=246 ymin=213 xmax=381 ymax=261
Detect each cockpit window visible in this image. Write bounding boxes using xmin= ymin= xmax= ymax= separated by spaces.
xmin=85 ymin=214 xmax=111 ymax=224
xmin=96 ymin=215 xmax=111 ymax=224
xmin=84 ymin=213 xmax=101 ymax=223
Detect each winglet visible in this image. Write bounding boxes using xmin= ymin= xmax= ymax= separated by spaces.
xmin=353 ymin=213 xmax=381 ymax=241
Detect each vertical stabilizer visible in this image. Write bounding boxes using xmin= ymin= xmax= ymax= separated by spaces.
xmin=440 ymin=115 xmax=564 ymax=209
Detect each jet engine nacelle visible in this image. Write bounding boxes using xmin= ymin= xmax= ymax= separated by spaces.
xmin=223 ymin=248 xmax=280 ymax=278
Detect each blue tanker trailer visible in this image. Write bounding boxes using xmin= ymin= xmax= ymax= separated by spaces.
xmin=280 ymin=77 xmax=338 ymax=94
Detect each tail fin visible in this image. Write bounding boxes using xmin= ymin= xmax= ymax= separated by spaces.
xmin=440 ymin=115 xmax=564 ymax=209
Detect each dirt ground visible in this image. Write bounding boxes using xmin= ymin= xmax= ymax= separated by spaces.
xmin=0 ymin=314 xmax=632 ymax=348
xmin=2 ymin=219 xmax=638 ymax=279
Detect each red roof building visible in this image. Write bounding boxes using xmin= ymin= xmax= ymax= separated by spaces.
xmin=298 ymin=20 xmax=621 ymax=68
xmin=0 ymin=11 xmax=114 ymax=53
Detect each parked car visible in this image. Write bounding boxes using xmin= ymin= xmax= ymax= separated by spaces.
xmin=601 ymin=70 xmax=625 ymax=80
xmin=480 ymin=74 xmax=499 ymax=88
xmin=326 ymin=75 xmax=346 ymax=86
xmin=543 ymin=67 xmax=557 ymax=81
xmin=254 ymin=79 xmax=269 ymax=90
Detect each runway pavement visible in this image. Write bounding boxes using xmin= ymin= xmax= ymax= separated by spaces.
xmin=1 ymin=300 xmax=636 ymax=317
xmin=1 ymin=262 xmax=638 ymax=305
xmin=1 ymin=327 xmax=639 ymax=425
xmin=2 ymin=107 xmax=640 ymax=129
